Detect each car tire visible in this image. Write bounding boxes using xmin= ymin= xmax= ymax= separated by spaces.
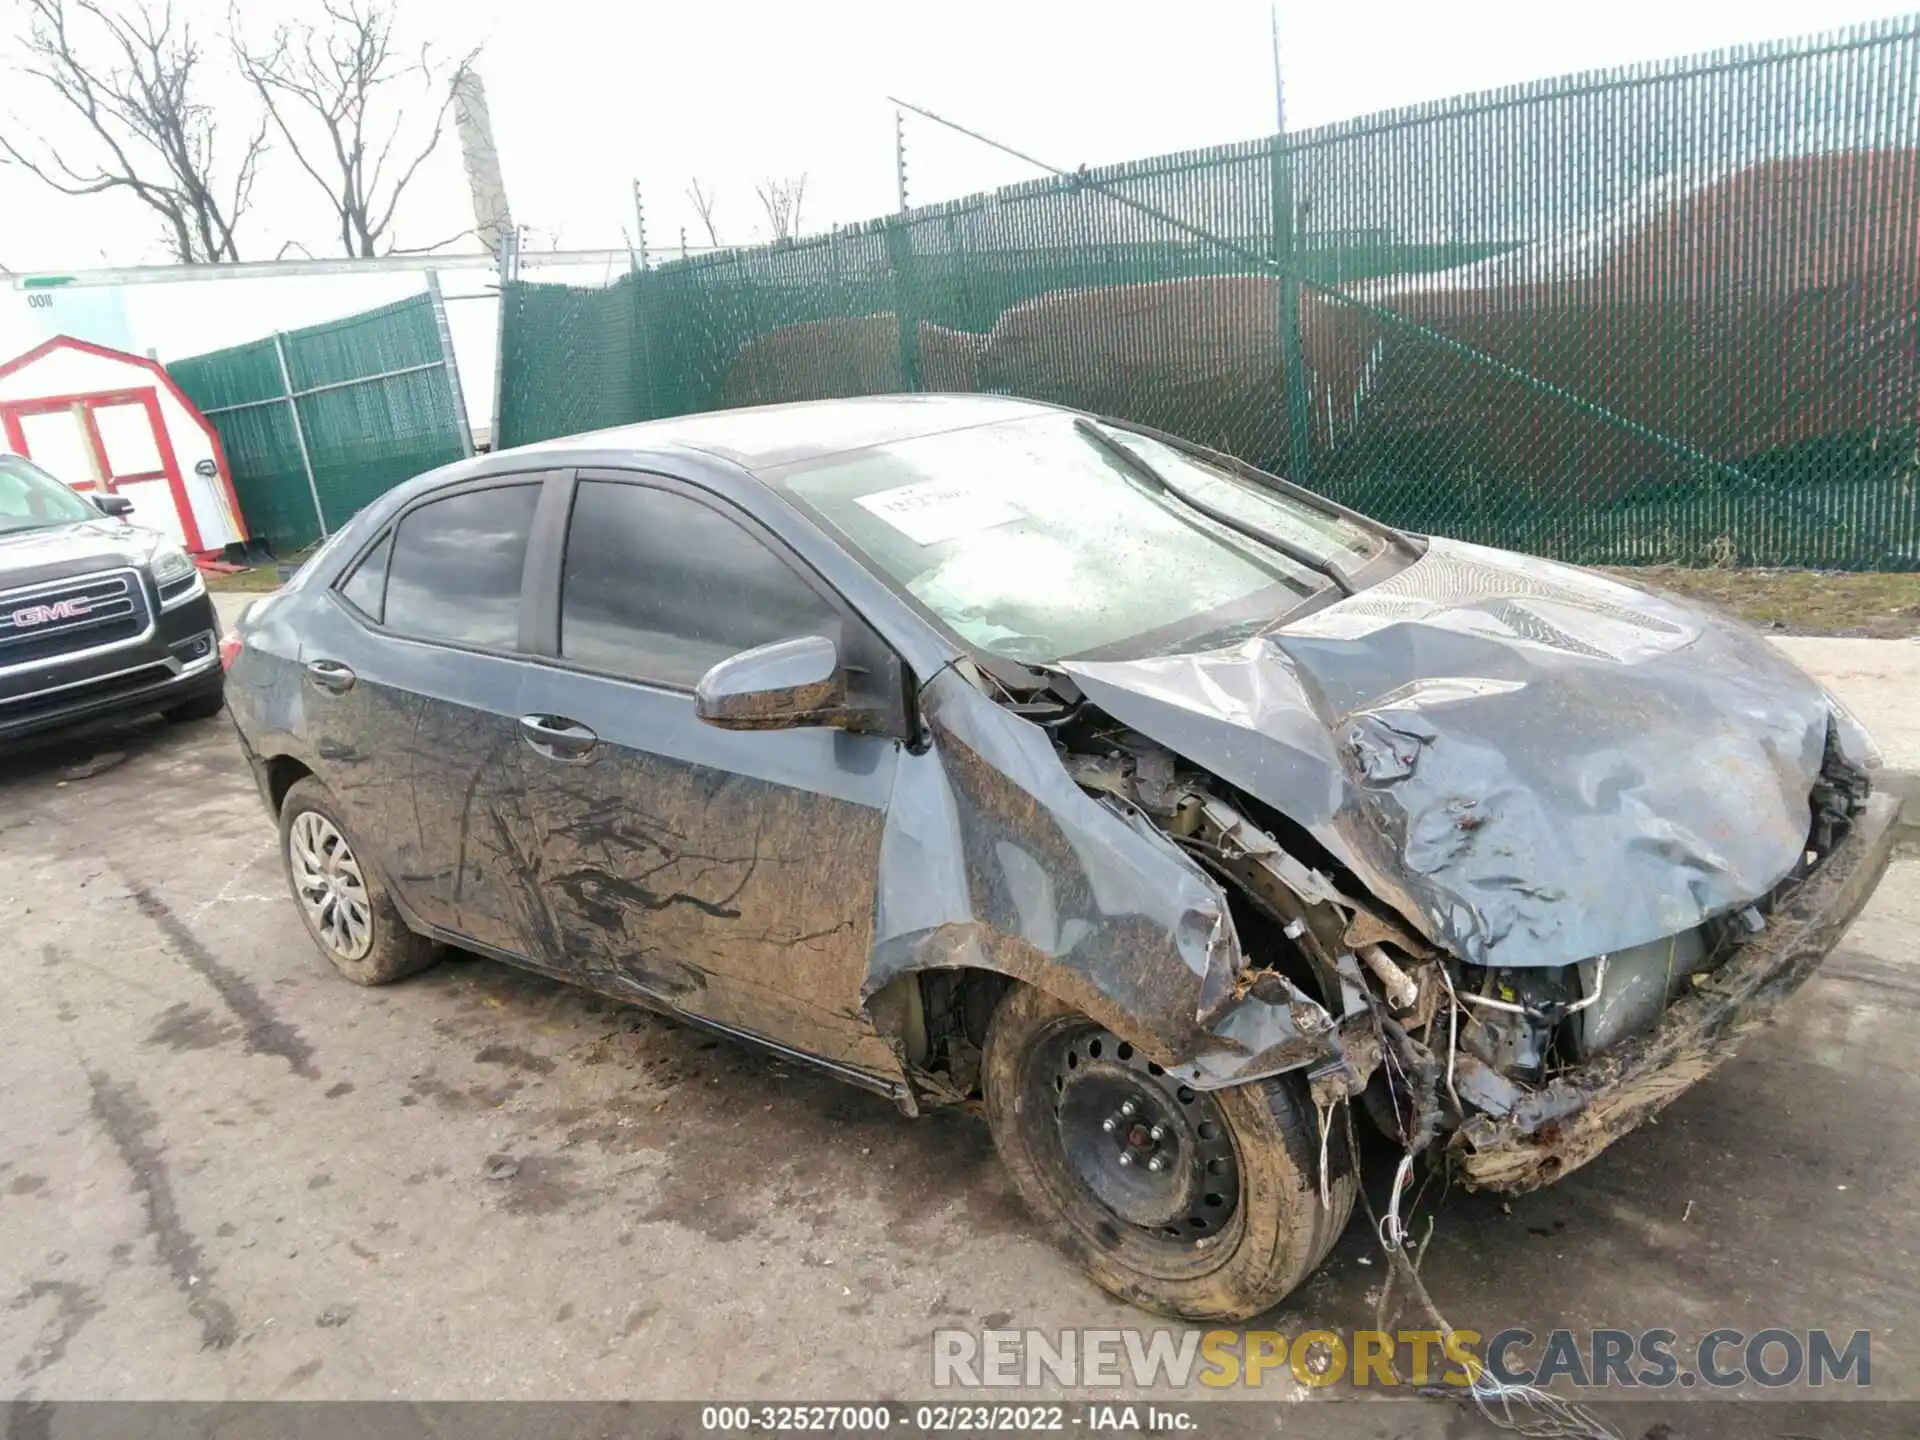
xmin=982 ymin=983 xmax=1355 ymax=1321
xmin=278 ymin=777 xmax=437 ymax=986
xmin=165 ymin=682 xmax=226 ymax=723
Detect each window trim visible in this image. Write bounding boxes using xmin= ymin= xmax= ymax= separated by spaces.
xmin=325 ymin=471 xmax=558 ymax=659
xmin=530 ymin=467 xmax=894 ymax=702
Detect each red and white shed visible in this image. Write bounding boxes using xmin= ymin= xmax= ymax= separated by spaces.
xmin=0 ymin=336 xmax=248 ymax=555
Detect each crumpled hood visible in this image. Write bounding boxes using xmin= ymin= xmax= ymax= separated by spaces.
xmin=0 ymin=519 xmax=165 ymax=589
xmin=1065 ymin=537 xmax=1862 ymax=969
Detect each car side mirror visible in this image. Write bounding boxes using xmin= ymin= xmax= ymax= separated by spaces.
xmin=694 ymin=635 xmax=852 ymax=731
xmin=92 ymin=493 xmax=134 ymax=517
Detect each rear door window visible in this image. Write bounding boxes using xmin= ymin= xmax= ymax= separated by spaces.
xmin=384 ymin=485 xmax=540 ymax=649
xmin=337 ymin=531 xmax=392 ymax=621
xmin=559 ymin=479 xmax=840 ymax=688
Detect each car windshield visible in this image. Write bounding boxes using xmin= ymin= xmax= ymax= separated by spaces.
xmin=0 ymin=454 xmax=99 ymax=534
xmin=774 ymin=414 xmax=1379 ymax=665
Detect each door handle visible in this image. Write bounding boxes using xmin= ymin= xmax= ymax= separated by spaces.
xmin=305 ymin=659 xmax=357 ymax=694
xmin=519 ymin=713 xmax=599 ymax=762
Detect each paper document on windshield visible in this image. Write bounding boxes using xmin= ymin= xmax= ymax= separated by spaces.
xmin=856 ymin=480 xmax=1023 ymax=546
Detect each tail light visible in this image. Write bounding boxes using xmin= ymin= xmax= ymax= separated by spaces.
xmin=219 ymin=631 xmax=244 ymax=670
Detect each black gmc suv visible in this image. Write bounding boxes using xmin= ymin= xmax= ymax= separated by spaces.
xmin=1 ymin=452 xmax=224 ymax=744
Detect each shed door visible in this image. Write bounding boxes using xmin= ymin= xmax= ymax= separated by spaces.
xmin=10 ymin=406 xmax=101 ymax=489
xmin=1 ymin=387 xmax=196 ymax=548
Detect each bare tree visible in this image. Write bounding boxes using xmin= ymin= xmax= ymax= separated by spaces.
xmin=685 ymin=178 xmax=722 ymax=248
xmin=754 ymin=173 xmax=807 ymax=241
xmin=232 ymin=0 xmax=477 ymax=256
xmin=1 ymin=0 xmax=264 ymax=262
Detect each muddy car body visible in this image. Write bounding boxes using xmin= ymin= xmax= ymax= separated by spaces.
xmin=224 ymin=395 xmax=1897 ymax=1318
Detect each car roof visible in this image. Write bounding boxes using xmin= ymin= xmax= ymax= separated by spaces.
xmin=523 ymin=393 xmax=1054 ymax=473
xmin=349 ymin=394 xmax=1065 ymax=553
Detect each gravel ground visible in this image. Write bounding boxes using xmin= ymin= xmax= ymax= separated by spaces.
xmin=1 ymin=701 xmax=1914 ymax=1434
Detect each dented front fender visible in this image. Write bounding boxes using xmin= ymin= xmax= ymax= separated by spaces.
xmin=864 ymin=669 xmax=1339 ymax=1086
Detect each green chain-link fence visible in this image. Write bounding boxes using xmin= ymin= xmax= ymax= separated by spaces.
xmin=498 ymin=17 xmax=1920 ymax=570
xmin=170 ymin=292 xmax=472 ymax=552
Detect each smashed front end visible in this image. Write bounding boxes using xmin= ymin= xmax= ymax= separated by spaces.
xmin=1044 ymin=699 xmax=1898 ymax=1195
xmin=1450 ymin=785 xmax=1898 ymax=1190
xmin=1044 ymin=539 xmax=1902 ymax=1193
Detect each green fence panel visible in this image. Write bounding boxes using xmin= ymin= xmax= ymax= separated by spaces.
xmin=497 ymin=273 xmax=650 ymax=445
xmin=170 ymin=293 xmax=469 ymax=552
xmin=498 ymin=17 xmax=1920 ymax=570
xmin=286 ymin=296 xmax=468 ymax=533
xmin=166 ymin=336 xmax=284 ymax=410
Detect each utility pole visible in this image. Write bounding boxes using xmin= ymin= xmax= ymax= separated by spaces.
xmin=894 ymin=107 xmax=910 ymax=213
xmin=454 ymin=70 xmax=514 ymax=257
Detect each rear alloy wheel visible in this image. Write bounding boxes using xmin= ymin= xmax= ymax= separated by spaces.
xmin=289 ymin=809 xmax=373 ymax=960
xmin=278 ymin=777 xmax=436 ymax=986
xmin=983 ymin=984 xmax=1355 ymax=1321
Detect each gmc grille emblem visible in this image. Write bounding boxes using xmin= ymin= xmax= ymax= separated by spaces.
xmin=11 ymin=597 xmax=93 ymax=628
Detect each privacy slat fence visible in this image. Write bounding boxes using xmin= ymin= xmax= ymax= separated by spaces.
xmin=170 ymin=291 xmax=472 ymax=552
xmin=498 ymin=17 xmax=1920 ymax=570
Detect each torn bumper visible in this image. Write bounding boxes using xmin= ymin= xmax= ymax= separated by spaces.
xmin=1452 ymin=791 xmax=1900 ymax=1194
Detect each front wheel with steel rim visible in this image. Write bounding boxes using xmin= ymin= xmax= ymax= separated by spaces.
xmin=982 ymin=983 xmax=1356 ymax=1321
xmin=277 ymin=776 xmax=436 ymax=986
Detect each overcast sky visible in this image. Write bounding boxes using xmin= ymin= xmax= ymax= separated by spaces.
xmin=5 ymin=0 xmax=1917 ymax=267
xmin=1 ymin=0 xmax=1913 ymax=396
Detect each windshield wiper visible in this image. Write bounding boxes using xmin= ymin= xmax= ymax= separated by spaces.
xmin=1072 ymin=418 xmax=1355 ymax=596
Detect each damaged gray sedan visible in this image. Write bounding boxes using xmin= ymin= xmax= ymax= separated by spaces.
xmin=225 ymin=395 xmax=1898 ymax=1320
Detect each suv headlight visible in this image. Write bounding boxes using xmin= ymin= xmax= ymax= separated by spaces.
xmin=151 ymin=543 xmax=195 ymax=585
xmin=151 ymin=543 xmax=204 ymax=605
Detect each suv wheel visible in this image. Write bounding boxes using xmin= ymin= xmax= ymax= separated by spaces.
xmin=982 ymin=984 xmax=1355 ymax=1321
xmin=278 ymin=777 xmax=437 ymax=985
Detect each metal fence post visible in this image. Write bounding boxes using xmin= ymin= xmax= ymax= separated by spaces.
xmin=489 ymin=229 xmax=517 ymax=452
xmin=886 ymin=216 xmax=922 ymax=393
xmin=273 ymin=330 xmax=328 ymax=542
xmin=895 ymin=108 xmax=910 ymax=213
xmin=424 ymin=271 xmax=474 ymax=457
xmin=1269 ymin=132 xmax=1312 ymax=484
xmin=636 ymin=260 xmax=667 ymax=424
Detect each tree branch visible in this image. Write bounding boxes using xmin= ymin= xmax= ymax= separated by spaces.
xmin=686 ymin=177 xmax=722 ymax=247
xmin=231 ymin=0 xmax=479 ymax=258
xmin=754 ymin=173 xmax=807 ymax=241
xmin=6 ymin=0 xmax=253 ymax=261
xmin=384 ymin=223 xmax=477 ymax=255
xmin=368 ymin=47 xmax=475 ymax=247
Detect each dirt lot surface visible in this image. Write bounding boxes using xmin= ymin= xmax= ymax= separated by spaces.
xmin=2 ymin=715 xmax=1915 ymax=1434
xmin=1604 ymin=566 xmax=1920 ymax=638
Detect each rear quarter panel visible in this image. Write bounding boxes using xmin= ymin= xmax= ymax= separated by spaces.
xmin=225 ymin=586 xmax=309 ymax=775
